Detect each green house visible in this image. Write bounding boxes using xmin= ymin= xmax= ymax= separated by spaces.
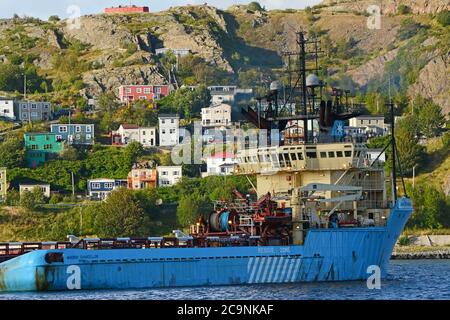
xmin=24 ymin=133 xmax=64 ymax=168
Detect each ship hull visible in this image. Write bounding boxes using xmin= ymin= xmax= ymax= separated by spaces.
xmin=0 ymin=198 xmax=412 ymax=292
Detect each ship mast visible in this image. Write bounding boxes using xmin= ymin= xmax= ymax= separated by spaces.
xmin=298 ymin=32 xmax=308 ymax=143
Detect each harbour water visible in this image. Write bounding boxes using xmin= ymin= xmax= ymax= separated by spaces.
xmin=1 ymin=260 xmax=449 ymax=300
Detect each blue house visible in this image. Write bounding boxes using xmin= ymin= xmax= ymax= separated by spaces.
xmin=50 ymin=124 xmax=95 ymax=145
xmin=87 ymin=178 xmax=127 ymax=200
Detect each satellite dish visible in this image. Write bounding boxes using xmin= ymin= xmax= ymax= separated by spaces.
xmin=306 ymin=74 xmax=320 ymax=88
xmin=270 ymin=81 xmax=282 ymax=91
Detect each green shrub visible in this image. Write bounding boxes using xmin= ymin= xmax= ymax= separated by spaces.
xmin=397 ymin=5 xmax=410 ymax=15
xmin=397 ymin=18 xmax=425 ymax=40
xmin=436 ymin=10 xmax=450 ymax=27
xmin=398 ymin=235 xmax=410 ymax=246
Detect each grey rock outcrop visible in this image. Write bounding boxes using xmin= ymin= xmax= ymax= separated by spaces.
xmin=409 ymin=54 xmax=450 ymax=118
xmin=81 ymin=64 xmax=167 ymax=98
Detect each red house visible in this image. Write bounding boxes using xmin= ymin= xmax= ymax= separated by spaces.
xmin=104 ymin=6 xmax=149 ymax=14
xmin=118 ymin=85 xmax=172 ymax=104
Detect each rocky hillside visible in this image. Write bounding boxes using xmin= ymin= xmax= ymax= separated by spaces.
xmin=0 ymin=1 xmax=448 ymax=115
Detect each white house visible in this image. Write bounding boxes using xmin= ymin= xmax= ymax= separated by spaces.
xmin=203 ymin=152 xmax=236 ymax=177
xmin=158 ymin=115 xmax=179 ymax=147
xmin=112 ymin=124 xmax=157 ymax=147
xmin=349 ymin=116 xmax=389 ymax=136
xmin=366 ymin=149 xmax=386 ymax=165
xmin=208 ymin=86 xmax=237 ymax=104
xmin=0 ymin=100 xmax=15 ymax=120
xmin=19 ymin=184 xmax=51 ymax=198
xmin=157 ymin=166 xmax=182 ymax=187
xmin=155 ymin=48 xmax=191 ymax=57
xmin=201 ymin=103 xmax=232 ymax=128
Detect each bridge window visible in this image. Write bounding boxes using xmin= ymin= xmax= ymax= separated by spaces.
xmin=336 ymin=151 xmax=343 ymax=157
xmin=328 ymin=152 xmax=335 ymax=158
xmin=297 ymin=153 xmax=304 ymax=160
xmin=345 ymin=151 xmax=352 ymax=157
xmin=306 ymin=152 xmax=317 ymax=158
xmin=320 ymin=152 xmax=327 ymax=158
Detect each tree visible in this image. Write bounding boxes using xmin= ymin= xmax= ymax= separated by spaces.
xmin=395 ymin=116 xmax=425 ymax=175
xmin=364 ymin=92 xmax=388 ymax=115
xmin=335 ymin=37 xmax=357 ymax=60
xmin=397 ymin=18 xmax=424 ymax=40
xmin=95 ymin=188 xmax=149 ymax=237
xmin=397 ymin=5 xmax=410 ymax=15
xmin=0 ymin=63 xmax=22 ymax=92
xmin=409 ymin=184 xmax=449 ymax=229
xmin=248 ymin=2 xmax=264 ymax=12
xmin=98 ymin=92 xmax=119 ymax=113
xmin=19 ymin=187 xmax=45 ymax=211
xmin=48 ymin=15 xmax=60 ymax=22
xmin=415 ymin=97 xmax=445 ymax=138
xmin=436 ymin=10 xmax=450 ymax=27
xmin=177 ymin=194 xmax=201 ymax=227
xmin=0 ymin=134 xmax=25 ymax=168
xmin=60 ymin=146 xmax=79 ymax=161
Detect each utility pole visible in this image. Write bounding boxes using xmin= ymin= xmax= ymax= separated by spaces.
xmin=298 ymin=31 xmax=308 ymax=144
xmin=412 ymin=164 xmax=418 ymax=189
xmin=24 ymin=73 xmax=31 ymax=125
xmin=71 ymin=171 xmax=75 ymax=197
xmin=79 ymin=205 xmax=83 ymax=236
xmin=24 ymin=73 xmax=27 ymax=101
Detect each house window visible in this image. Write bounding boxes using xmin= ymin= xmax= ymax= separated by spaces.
xmin=126 ymin=88 xmax=131 ymax=93
xmin=56 ymin=135 xmax=62 ymax=141
xmin=136 ymin=88 xmax=142 ymax=93
xmin=59 ymin=126 xmax=67 ymax=133
xmin=162 ymin=129 xmax=166 ymax=134
xmin=91 ymin=183 xmax=100 ymax=189
xmin=31 ymin=112 xmax=38 ymax=118
xmin=104 ymin=183 xmax=113 ymax=189
xmin=144 ymin=88 xmax=151 ymax=94
xmin=44 ymin=144 xmax=52 ymax=150
xmin=170 ymin=129 xmax=175 ymax=134
xmin=21 ymin=104 xmax=27 ymax=109
xmin=139 ymin=96 xmax=146 ymax=100
xmin=22 ymin=112 xmax=28 ymax=119
xmin=171 ymin=119 xmax=174 ymax=124
xmin=31 ymin=145 xmax=38 ymax=150
xmin=86 ymin=126 xmax=92 ymax=133
xmin=142 ymin=131 xmax=146 ymax=135
xmin=154 ymin=87 xmax=161 ymax=93
xmin=161 ymin=120 xmax=165 ymax=124
xmin=75 ymin=126 xmax=81 ymax=133
xmin=31 ymin=104 xmax=37 ymax=109
xmin=173 ymin=171 xmax=179 ymax=176
xmin=162 ymin=171 xmax=168 ymax=176
xmin=44 ymin=104 xmax=49 ymax=109
xmin=86 ymin=134 xmax=92 ymax=140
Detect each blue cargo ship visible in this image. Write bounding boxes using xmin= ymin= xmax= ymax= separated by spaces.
xmin=0 ymin=198 xmax=412 ymax=291
xmin=0 ymin=31 xmax=414 ymax=292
